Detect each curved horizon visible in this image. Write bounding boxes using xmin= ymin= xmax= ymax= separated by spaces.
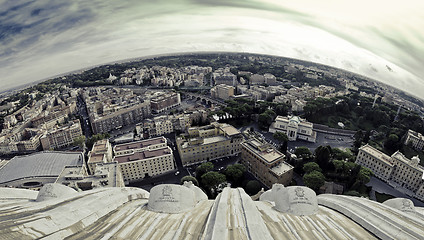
xmin=1 ymin=1 xmax=423 ymax=98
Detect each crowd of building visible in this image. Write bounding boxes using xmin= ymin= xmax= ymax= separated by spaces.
xmin=2 ymin=60 xmax=424 ymax=202
xmin=0 ymin=87 xmax=83 ymax=154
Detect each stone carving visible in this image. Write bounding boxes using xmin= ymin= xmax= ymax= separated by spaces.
xmin=274 ymin=186 xmax=318 ymax=216
xmin=148 ymin=184 xmax=197 ymax=213
xmin=35 ymin=183 xmax=77 ymax=202
xmin=383 ymin=198 xmax=416 ymax=213
xmin=155 ymin=185 xmax=177 ymax=202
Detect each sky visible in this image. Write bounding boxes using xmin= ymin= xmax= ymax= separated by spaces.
xmin=0 ymin=0 xmax=423 ymax=98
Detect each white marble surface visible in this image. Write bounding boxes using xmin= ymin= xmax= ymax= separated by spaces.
xmin=0 ymin=184 xmax=423 ymax=239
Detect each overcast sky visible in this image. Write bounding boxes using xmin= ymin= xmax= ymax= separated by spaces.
xmin=0 ymin=0 xmax=423 ymax=98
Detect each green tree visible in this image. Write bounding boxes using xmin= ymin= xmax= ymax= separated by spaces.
xmin=201 ymin=172 xmax=226 ymax=189
xmin=72 ymin=135 xmax=86 ymax=149
xmin=180 ymin=176 xmax=199 ymax=186
xmin=273 ymin=131 xmax=288 ymax=143
xmin=315 ymin=145 xmax=331 ymax=170
xmin=294 ymin=147 xmax=312 ymax=160
xmin=258 ymin=113 xmax=273 ymax=129
xmin=303 ymin=170 xmax=325 ymax=191
xmin=332 ymin=148 xmax=353 ymax=161
xmin=86 ymin=133 xmax=110 ymax=150
xmin=343 ymin=162 xmax=357 ymax=175
xmin=225 ymin=164 xmax=246 ymax=183
xmin=196 ymin=162 xmax=214 ymax=177
xmin=245 ymin=180 xmax=261 ymax=195
xmin=273 ymin=131 xmax=288 ymax=153
xmin=384 ymin=134 xmax=400 ymax=153
xmin=303 ymin=162 xmax=321 ymax=174
xmin=332 ymin=160 xmax=344 ymax=173
xmin=357 ymin=167 xmax=373 ymax=184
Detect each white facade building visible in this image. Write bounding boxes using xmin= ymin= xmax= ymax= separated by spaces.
xmin=404 ymin=129 xmax=424 ymax=150
xmin=356 ymin=144 xmax=424 ymax=201
xmin=269 ymin=115 xmax=316 ymax=142
xmin=113 ymin=137 xmax=175 ymax=183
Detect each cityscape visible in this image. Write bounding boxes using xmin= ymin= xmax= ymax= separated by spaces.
xmin=1 ymin=0 xmax=423 ymax=239
xmin=1 ymin=52 xmax=424 ymax=238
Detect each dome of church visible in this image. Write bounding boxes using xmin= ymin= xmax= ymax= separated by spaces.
xmin=0 ymin=184 xmax=423 ymax=239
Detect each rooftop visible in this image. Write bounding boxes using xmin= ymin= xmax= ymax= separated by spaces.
xmin=92 ymin=139 xmax=109 ymax=153
xmin=56 ymin=162 xmax=121 ymax=190
xmin=270 ymin=162 xmax=293 ymax=176
xmin=242 ymin=139 xmax=284 ymax=163
xmin=0 ymin=151 xmax=83 ymax=184
xmin=360 ymin=144 xmax=393 ymax=166
xmin=114 ymin=137 xmax=166 ymax=152
xmin=88 ymin=153 xmax=104 ymax=164
xmin=220 ymin=124 xmax=241 ymax=136
xmin=2 ymin=185 xmax=421 ymax=239
xmin=114 ymin=147 xmax=172 ymax=163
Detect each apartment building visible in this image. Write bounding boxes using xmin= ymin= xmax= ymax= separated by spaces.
xmin=211 ymin=84 xmax=235 ymax=100
xmin=145 ymin=116 xmax=174 ymax=137
xmin=404 ymin=129 xmax=424 ymax=150
xmin=90 ymin=101 xmax=151 ymax=134
xmin=150 ymin=92 xmax=181 ymax=113
xmin=113 ymin=137 xmax=174 ymax=183
xmin=240 ymin=137 xmax=293 ymax=188
xmin=172 ymin=114 xmax=191 ymax=132
xmin=32 ymin=102 xmax=77 ymax=129
xmin=356 ymin=144 xmax=424 ymax=201
xmin=355 ymin=144 xmax=394 ymax=181
xmin=269 ymin=115 xmax=316 ymax=142
xmin=176 ymin=122 xmax=243 ymax=166
xmin=213 ymin=68 xmax=236 ymax=86
xmin=87 ymin=139 xmax=113 ymax=174
xmin=40 ymin=120 xmax=83 ymax=150
xmin=114 ymin=136 xmax=167 ymax=156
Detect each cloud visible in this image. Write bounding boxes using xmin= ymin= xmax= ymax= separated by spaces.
xmin=0 ymin=0 xmax=423 ymax=99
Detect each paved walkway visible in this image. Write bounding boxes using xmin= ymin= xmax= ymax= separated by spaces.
xmin=366 ymin=177 xmax=424 ymax=207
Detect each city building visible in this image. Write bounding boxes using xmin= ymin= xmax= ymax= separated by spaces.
xmin=150 ymin=91 xmax=181 ymax=113
xmin=144 ymin=115 xmax=174 ymax=137
xmin=40 ymin=120 xmax=83 ymax=150
xmin=90 ymin=101 xmax=151 ymax=134
xmin=356 ymin=144 xmax=424 ymax=201
xmin=171 ymin=113 xmax=191 ymax=132
xmin=269 ymin=115 xmax=316 ymax=142
xmin=264 ymin=73 xmax=277 ymax=85
xmin=176 ymin=122 xmax=243 ymax=166
xmin=213 ymin=68 xmax=236 ymax=86
xmin=114 ymin=136 xmax=167 ymax=156
xmin=240 ymin=137 xmax=293 ymax=188
xmin=31 ymin=102 xmax=77 ymax=129
xmin=249 ymin=73 xmax=277 ymax=85
xmin=404 ymin=129 xmax=424 ymax=150
xmin=83 ymin=87 xmax=151 ymax=134
xmin=15 ymin=131 xmax=43 ymax=152
xmin=87 ymin=139 xmax=113 ymax=174
xmin=113 ymin=137 xmax=175 ymax=183
xmin=0 ymin=151 xmax=84 ymax=188
xmin=250 ymin=74 xmax=265 ymax=85
xmin=55 ymin=162 xmax=124 ymax=191
xmin=210 ymin=84 xmax=235 ymax=100
xmin=355 ymin=145 xmax=394 ymax=181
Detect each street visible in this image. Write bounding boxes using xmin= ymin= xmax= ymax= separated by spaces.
xmin=77 ymin=96 xmax=93 ymax=138
xmin=238 ymin=122 xmax=353 ymax=153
